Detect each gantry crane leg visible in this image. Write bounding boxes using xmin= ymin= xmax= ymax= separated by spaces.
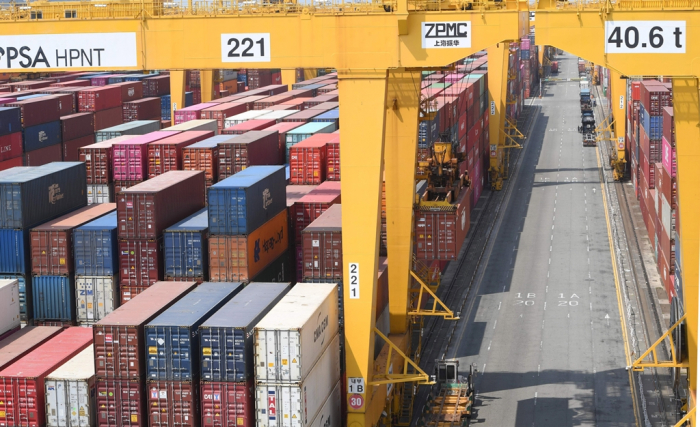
xmin=200 ymin=70 xmax=215 ymax=103
xmin=281 ymin=69 xmax=297 ymax=90
xmin=169 ymin=70 xmax=187 ymax=125
xmin=608 ymin=70 xmax=627 ymax=181
xmin=487 ymin=43 xmax=510 ymax=190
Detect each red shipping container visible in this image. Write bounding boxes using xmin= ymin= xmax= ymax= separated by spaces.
xmin=61 ymin=112 xmax=95 ymax=141
xmin=147 ymin=381 xmax=199 ymax=427
xmin=111 ymin=81 xmax=144 ymax=103
xmin=292 ymin=181 xmax=341 ymax=241
xmin=47 ymin=93 xmax=75 ymax=116
xmin=640 ymin=81 xmax=671 ymax=115
xmin=148 ymin=131 xmax=214 ymax=178
xmin=201 ymin=103 xmax=248 ymax=130
xmin=144 ymin=76 xmax=170 ymax=98
xmin=123 ymin=97 xmax=161 ymax=122
xmin=221 ymin=119 xmax=276 ymax=135
xmin=174 ymin=103 xmax=218 ymax=125
xmin=0 ymin=132 xmax=22 ymax=162
xmin=264 ymin=122 xmax=304 ymax=165
xmin=97 ymin=379 xmax=145 ymax=427
xmin=466 ymin=121 xmax=481 ymax=154
xmin=302 ymin=94 xmax=339 ymax=109
xmin=631 ymin=81 xmax=641 ymax=101
xmin=80 ymin=135 xmax=139 ymax=184
xmin=289 ymin=136 xmax=328 ymax=185
xmin=78 ymin=86 xmax=122 ymax=112
xmin=24 ymin=143 xmax=62 ymax=166
xmin=200 ymin=380 xmax=254 ymax=427
xmin=94 ymin=107 xmax=124 ymax=131
xmin=63 ymin=134 xmax=96 ymax=162
xmin=45 ymin=87 xmax=85 ymax=113
xmin=116 ymin=171 xmax=205 ymax=240
xmin=301 ymin=204 xmax=341 ymax=280
xmin=252 ymin=93 xmax=296 ymax=110
xmin=279 ymin=98 xmax=310 ymax=110
xmin=217 ymin=130 xmax=280 ymax=180
xmin=31 ymin=204 xmax=116 ymax=276
xmin=326 ymin=134 xmax=341 ymax=182
xmin=0 ymin=327 xmax=64 ymax=371
xmin=183 ymin=142 xmax=219 ymax=183
xmin=8 ymin=97 xmax=61 ymax=127
xmin=112 ymin=131 xmax=180 ymax=181
xmin=414 ymin=186 xmax=471 ymax=260
xmin=12 ymin=80 xmax=53 ymax=92
xmin=0 ymin=156 xmax=23 ymax=172
xmin=282 ymin=109 xmax=327 ymax=123
xmin=94 ymin=281 xmax=197 ymax=380
xmin=0 ymin=328 xmax=93 ymax=427
xmin=115 ymin=180 xmax=143 ymax=194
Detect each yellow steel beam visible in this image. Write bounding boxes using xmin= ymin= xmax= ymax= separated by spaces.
xmin=281 ymin=69 xmax=297 ymax=90
xmin=169 ymin=69 xmax=186 ymax=125
xmin=200 ymin=70 xmax=214 ymax=103
xmin=370 ymin=328 xmax=433 ymax=386
xmin=674 ymin=406 xmax=695 ymax=427
xmin=609 ymin=69 xmax=627 ymax=180
xmin=487 ymin=42 xmax=510 ymax=190
xmin=630 ymin=314 xmax=687 ymax=371
xmin=408 ymin=271 xmax=458 ymax=319
xmin=384 ymin=69 xmax=421 ymax=334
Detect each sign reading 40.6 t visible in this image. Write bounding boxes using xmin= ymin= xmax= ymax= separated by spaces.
xmin=605 ymin=21 xmax=686 ymax=53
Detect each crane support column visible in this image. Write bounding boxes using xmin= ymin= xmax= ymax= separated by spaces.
xmin=384 ymin=69 xmax=421 ymax=334
xmin=339 ymin=70 xmax=386 ymax=427
xmin=609 ymin=70 xmax=627 ymax=179
xmin=672 ymin=77 xmax=700 ymax=396
xmin=281 ymin=69 xmax=297 ymax=90
xmin=169 ymin=70 xmax=186 ymax=126
xmin=487 ymin=43 xmax=510 ymax=190
xmin=200 ymin=70 xmax=214 ymax=102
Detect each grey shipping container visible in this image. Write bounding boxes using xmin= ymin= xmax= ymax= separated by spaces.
xmin=76 ymin=276 xmax=119 ymax=325
xmin=95 ymin=120 xmax=162 ymax=142
xmin=164 ymin=208 xmax=208 ymax=280
xmin=0 ymin=162 xmax=87 ymax=229
xmin=23 ymin=120 xmax=62 ymax=152
xmin=32 ymin=275 xmax=75 ymax=322
xmin=74 ymin=212 xmax=118 ymax=277
xmin=207 ymin=166 xmax=286 ymax=235
xmin=199 ymin=282 xmax=290 ymax=382
xmin=145 ymin=282 xmax=243 ymax=380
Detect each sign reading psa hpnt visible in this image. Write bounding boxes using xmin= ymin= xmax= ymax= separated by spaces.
xmin=0 ymin=33 xmax=137 ymax=70
xmin=422 ymin=22 xmax=471 ymax=49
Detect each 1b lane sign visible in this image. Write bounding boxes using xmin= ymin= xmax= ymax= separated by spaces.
xmin=349 ymin=394 xmax=364 ymax=410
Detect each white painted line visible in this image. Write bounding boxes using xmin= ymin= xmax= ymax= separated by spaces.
xmin=538 ymin=365 xmax=541 ymax=376
xmin=590 ymin=302 xmax=593 ymax=311
xmin=483 ymin=364 xmax=486 ymax=373
xmin=488 ymin=341 xmax=492 ymax=351
xmin=493 ymin=320 xmax=497 ymax=329
xmin=544 ymin=302 xmax=547 ymax=310
xmin=498 ymin=302 xmax=502 ymax=310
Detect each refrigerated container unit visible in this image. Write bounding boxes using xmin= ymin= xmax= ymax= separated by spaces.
xmin=166 ymin=120 xmax=218 ymax=134
xmin=87 ymin=184 xmax=114 ymax=204
xmin=0 ymin=326 xmax=63 ymax=370
xmin=216 ymin=131 xmax=280 ymax=180
xmin=174 ymin=103 xmax=219 ymax=125
xmin=145 ymin=282 xmax=243 ymax=380
xmin=289 ymin=135 xmax=330 ymax=185
xmin=81 ymin=136 xmax=139 ymax=184
xmin=0 ymin=327 xmax=94 ymax=427
xmin=207 ymin=166 xmax=286 ymax=235
xmin=93 ymin=281 xmax=197 ymax=380
xmin=0 ymin=279 xmax=20 ymax=337
xmin=223 ymin=110 xmax=272 ymax=128
xmin=96 ymin=120 xmax=162 ymax=142
xmin=44 ymin=346 xmax=96 ymax=427
xmin=284 ymin=122 xmax=336 ymax=162
xmin=164 ymin=208 xmax=209 ymax=282
xmin=221 ymin=119 xmax=276 ymax=135
xmin=76 ymin=276 xmax=119 ymax=326
xmin=147 ymin=131 xmax=214 ymax=178
xmin=0 ymin=274 xmax=29 ymax=322
xmin=112 ymin=131 xmax=180 ymax=181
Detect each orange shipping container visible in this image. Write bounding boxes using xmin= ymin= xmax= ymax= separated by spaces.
xmin=208 ymin=210 xmax=288 ymax=282
xmin=289 ymin=137 xmax=328 ymax=185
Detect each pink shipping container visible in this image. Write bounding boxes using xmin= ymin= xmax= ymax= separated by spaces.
xmin=81 ymin=135 xmax=139 ymax=184
xmin=221 ymin=119 xmax=276 ymax=135
xmin=200 ymin=380 xmax=254 ymax=427
xmin=289 ymin=135 xmax=329 ymax=185
xmin=0 ymin=328 xmax=93 ymax=427
xmin=78 ymin=86 xmax=122 ymax=112
xmin=217 ymin=130 xmax=280 ymax=180
xmin=265 ymin=122 xmax=304 ymax=165
xmin=112 ymin=131 xmax=180 ymax=181
xmin=0 ymin=326 xmax=63 ymax=371
xmin=123 ymin=97 xmax=161 ymax=122
xmin=174 ymin=103 xmax=218 ymax=125
xmin=147 ymin=130 xmax=214 ymax=178
xmin=201 ymin=103 xmax=249 ymax=130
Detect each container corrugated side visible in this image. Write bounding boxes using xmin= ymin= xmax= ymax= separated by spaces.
xmin=254 ymin=283 xmax=338 ymax=383
xmin=96 ymin=379 xmax=144 ymax=427
xmin=164 ymin=208 xmax=209 ymax=280
xmin=301 ymin=204 xmax=342 ymax=281
xmin=199 ymin=283 xmax=290 ymax=382
xmin=95 ymin=121 xmax=161 ymax=142
xmin=146 ymin=380 xmax=199 ymax=427
xmin=145 ymin=282 xmax=243 ymax=381
xmin=255 ymin=334 xmax=340 ymax=426
xmin=0 ymin=279 xmax=20 ymax=336
xmin=0 ymin=228 xmax=30 ymax=275
xmin=94 ymin=282 xmax=197 ymax=380
xmin=200 ymin=379 xmax=254 ymax=427
xmin=45 ymin=346 xmax=96 ymax=427
xmin=0 ymin=326 xmax=63 ymax=371
xmin=76 ymin=276 xmax=119 ymax=326
xmin=308 ymin=381 xmax=341 ymax=427
xmin=32 ymin=275 xmax=75 ymax=322
xmin=74 ymin=211 xmax=118 ymax=277
xmin=118 ymin=238 xmax=164 ymax=287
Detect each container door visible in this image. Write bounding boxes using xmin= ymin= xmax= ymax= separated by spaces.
xmin=96 ymin=277 xmax=117 ymax=322
xmin=77 ymin=279 xmax=94 ymax=323
xmin=172 ymin=328 xmax=192 ymax=380
xmin=227 ymin=329 xmax=246 ymax=382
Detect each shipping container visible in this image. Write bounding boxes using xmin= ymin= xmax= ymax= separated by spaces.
xmin=325 ymin=134 xmax=340 ymax=181
xmin=94 ymin=107 xmax=124 ymax=132
xmin=301 ymin=204 xmax=341 ymax=281
xmin=414 ymin=186 xmax=471 ymax=260
xmin=8 ymin=97 xmax=61 ymax=127
xmin=254 ymin=283 xmax=339 ymax=383
xmin=208 ymin=166 xmax=286 ymax=235
xmin=145 ymin=282 xmax=243 ymax=380
xmin=76 ymin=276 xmax=118 ymax=325
xmin=31 ymin=203 xmax=116 ymax=276
xmin=146 ymin=380 xmax=198 ymax=427
xmin=94 ymin=281 xmax=197 ymax=380
xmin=144 ymin=76 xmax=170 ymax=98
xmin=174 ymin=104 xmax=218 ymax=125
xmin=255 ymin=335 xmax=340 ymax=426
xmin=164 ymin=209 xmax=209 ymax=281
xmin=0 ymin=279 xmax=20 ymax=337
xmin=0 ymin=162 xmax=87 ymax=229
xmin=264 ymin=122 xmax=304 ymax=165
xmin=24 ymin=120 xmax=62 ymax=152
xmin=32 ymin=275 xmax=75 ymax=322
xmin=63 ymin=135 xmax=96 ymax=162
xmin=117 ymin=171 xmax=205 ymax=239
xmin=252 ymin=250 xmax=295 ymax=283
xmin=87 ymin=184 xmax=114 ymax=205
xmin=118 ymin=238 xmax=164 ymax=287
xmin=111 ymin=81 xmax=144 ymax=103
xmin=45 ymin=346 xmax=96 ymax=427
xmin=167 ymin=120 xmax=218 ymax=134
xmin=208 ymin=210 xmax=288 ymax=282
xmin=74 ymin=211 xmax=118 ymax=276
xmin=200 ymin=380 xmax=254 ymax=427
xmin=289 ymin=136 xmax=328 ymax=185
xmin=221 ymin=119 xmax=276 ymax=135
xmin=284 ymin=123 xmax=336 ymax=162
xmin=95 ymin=378 xmax=144 ymax=427
xmin=199 ymin=283 xmax=290 ymax=382
xmin=308 ymin=102 xmax=339 ymax=111
xmin=23 ymin=140 xmax=63 ymax=166
xmin=0 ymin=326 xmax=63 ymax=370
xmin=182 ymin=136 xmax=227 ymax=184
xmin=201 ymin=103 xmax=249 ymax=130
xmin=0 ymin=274 xmax=29 ymax=321
xmin=217 ymin=131 xmax=280 ymax=180
xmin=0 ymin=132 xmax=22 ymax=162
xmin=81 ymin=135 xmax=138 ymax=184
xmin=291 ymin=181 xmax=341 ymax=241
xmin=78 ymin=87 xmax=122 ymax=112
xmin=0 ymin=156 xmax=24 ymax=171
xmin=123 ymin=98 xmax=160 ymax=123
xmin=306 ymin=381 xmax=341 ymax=427
xmin=96 ymin=121 xmax=161 ymax=142
xmin=223 ymin=110 xmax=272 ymax=128
xmin=0 ymin=327 xmax=94 ymax=427
xmin=148 ymin=131 xmax=214 ymax=178
xmin=255 ymin=110 xmax=298 ymax=123
xmin=60 ymin=112 xmax=95 ymax=142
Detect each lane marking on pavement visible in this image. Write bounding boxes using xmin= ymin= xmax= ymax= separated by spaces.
xmin=498 ymin=302 xmax=501 ymax=310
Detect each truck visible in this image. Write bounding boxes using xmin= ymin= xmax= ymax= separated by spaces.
xmin=550 ymin=61 xmax=559 ymax=74
xmin=580 ymin=111 xmax=596 ymax=146
xmin=580 ymin=87 xmax=592 ymax=112
xmin=418 ymin=360 xmax=476 ymax=427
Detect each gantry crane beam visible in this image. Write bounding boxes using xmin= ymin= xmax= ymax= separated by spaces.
xmin=0 ymin=3 xmax=529 ymax=425
xmin=536 ymin=1 xmax=700 ymax=421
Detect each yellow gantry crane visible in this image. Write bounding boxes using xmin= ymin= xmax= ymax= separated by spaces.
xmin=0 ymin=0 xmax=529 ymax=425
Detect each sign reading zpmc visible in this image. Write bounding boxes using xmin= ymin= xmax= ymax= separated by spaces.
xmin=422 ymin=22 xmax=471 ymax=49
xmin=0 ymin=33 xmax=137 ymax=70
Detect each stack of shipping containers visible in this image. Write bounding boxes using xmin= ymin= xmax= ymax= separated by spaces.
xmin=164 ymin=208 xmax=210 ymax=283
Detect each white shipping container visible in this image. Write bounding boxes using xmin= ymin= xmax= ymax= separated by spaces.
xmin=167 ymin=119 xmax=219 ymax=134
xmin=307 ymin=381 xmax=341 ymax=427
xmin=76 ymin=277 xmax=119 ymax=325
xmin=224 ymin=110 xmax=272 ymax=127
xmin=255 ymin=283 xmax=339 ymax=383
xmin=0 ymin=279 xmax=20 ymax=336
xmin=87 ymin=184 xmax=113 ymax=205
xmin=256 ymin=334 xmax=340 ymax=427
xmin=45 ymin=346 xmax=96 ymax=427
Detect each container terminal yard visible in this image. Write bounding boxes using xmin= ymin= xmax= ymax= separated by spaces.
xmin=0 ymin=2 xmax=697 ymax=426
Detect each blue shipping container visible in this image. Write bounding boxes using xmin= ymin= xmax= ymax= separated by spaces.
xmin=23 ymin=120 xmax=62 ymax=152
xmin=640 ymin=103 xmax=663 ymax=140
xmin=418 ymin=111 xmax=440 ymax=148
xmin=0 ymin=107 xmax=21 ymax=137
xmin=145 ymin=282 xmax=243 ymax=380
xmin=74 ymin=211 xmax=118 ymax=276
xmin=199 ymin=282 xmax=290 ymax=381
xmin=122 ymin=73 xmax=158 ymax=82
xmin=108 ymin=76 xmax=125 ymax=85
xmin=208 ymin=166 xmax=287 ymax=235
xmin=0 ymin=274 xmax=30 ymax=321
xmin=0 ymin=162 xmax=87 ymax=229
xmin=309 ymin=108 xmax=340 ymax=127
xmin=0 ymin=229 xmax=30 ymax=275
xmin=161 ymin=93 xmax=194 ymax=120
xmin=164 ymin=208 xmax=208 ymax=280
xmin=32 ymin=275 xmax=75 ymax=321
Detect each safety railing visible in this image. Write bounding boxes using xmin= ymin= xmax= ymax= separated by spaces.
xmin=546 ymin=0 xmax=700 ymax=10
